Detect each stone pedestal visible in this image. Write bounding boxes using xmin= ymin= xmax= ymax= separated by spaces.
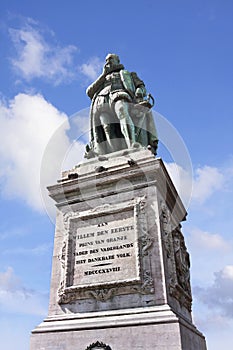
xmin=30 ymin=148 xmax=207 ymax=350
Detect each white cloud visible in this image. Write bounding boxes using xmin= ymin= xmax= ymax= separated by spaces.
xmin=71 ymin=107 xmax=90 ymax=136
xmin=192 ymin=165 xmax=224 ymax=203
xmin=62 ymin=140 xmax=87 ymax=171
xmin=0 ymin=267 xmax=47 ymax=316
xmin=191 ymin=266 xmax=233 ymax=349
xmin=9 ymin=20 xmax=77 ymax=84
xmin=165 ymin=162 xmax=226 ymax=207
xmin=221 ymin=265 xmax=233 ymax=279
xmin=194 ymin=265 xmax=233 ymax=318
xmin=0 ymin=93 xmax=72 ymax=211
xmin=193 ymin=309 xmax=231 ymax=332
xmin=185 ymin=226 xmax=233 ymax=292
xmin=80 ymin=56 xmax=103 ymax=81
xmin=188 ymin=228 xmax=230 ymax=251
xmin=165 ymin=162 xmax=193 ymax=207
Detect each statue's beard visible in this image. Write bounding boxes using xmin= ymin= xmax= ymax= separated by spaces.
xmin=104 ymin=62 xmax=124 ymax=74
xmin=104 ymin=62 xmax=111 ymax=71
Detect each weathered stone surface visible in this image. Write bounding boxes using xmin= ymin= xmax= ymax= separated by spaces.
xmin=30 ymin=148 xmax=207 ymax=349
xmin=31 ymin=306 xmax=206 ymax=349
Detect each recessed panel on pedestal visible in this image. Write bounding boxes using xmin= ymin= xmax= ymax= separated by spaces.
xmin=73 ymin=214 xmax=139 ymax=287
xmin=58 ymin=196 xmax=154 ymax=304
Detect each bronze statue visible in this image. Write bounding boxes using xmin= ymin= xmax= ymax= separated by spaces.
xmin=85 ymin=53 xmax=158 ymax=158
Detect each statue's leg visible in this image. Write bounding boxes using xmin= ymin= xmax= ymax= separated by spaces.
xmin=114 ymin=100 xmax=136 ymax=148
xmin=99 ymin=112 xmax=115 ymax=153
xmin=91 ymin=110 xmax=109 ymax=155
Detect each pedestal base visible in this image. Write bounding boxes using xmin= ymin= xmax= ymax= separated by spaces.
xmin=32 ymin=149 xmax=207 ymax=349
xmin=31 ymin=305 xmax=206 ymax=350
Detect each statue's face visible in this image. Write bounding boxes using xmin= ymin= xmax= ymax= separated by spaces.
xmin=105 ymin=54 xmax=119 ymax=69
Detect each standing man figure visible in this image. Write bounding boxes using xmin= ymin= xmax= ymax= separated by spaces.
xmin=86 ymin=54 xmax=158 ymax=157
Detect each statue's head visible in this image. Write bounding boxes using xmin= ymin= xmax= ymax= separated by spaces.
xmin=104 ymin=53 xmax=120 ymax=71
xmin=105 ymin=53 xmax=120 ymax=64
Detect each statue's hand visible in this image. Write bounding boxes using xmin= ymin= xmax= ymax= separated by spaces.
xmin=103 ymin=63 xmax=110 ymax=75
xmin=135 ymin=87 xmax=145 ymax=101
xmin=86 ymin=72 xmax=106 ymax=99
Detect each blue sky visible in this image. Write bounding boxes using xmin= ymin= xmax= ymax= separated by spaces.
xmin=0 ymin=1 xmax=232 ymax=349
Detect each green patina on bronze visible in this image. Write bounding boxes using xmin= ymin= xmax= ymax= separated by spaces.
xmin=85 ymin=54 xmax=158 ymax=158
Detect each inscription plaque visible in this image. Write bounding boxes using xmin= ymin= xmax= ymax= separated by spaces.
xmin=73 ymin=215 xmax=139 ymax=287
xmin=58 ymin=197 xmax=154 ymax=303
